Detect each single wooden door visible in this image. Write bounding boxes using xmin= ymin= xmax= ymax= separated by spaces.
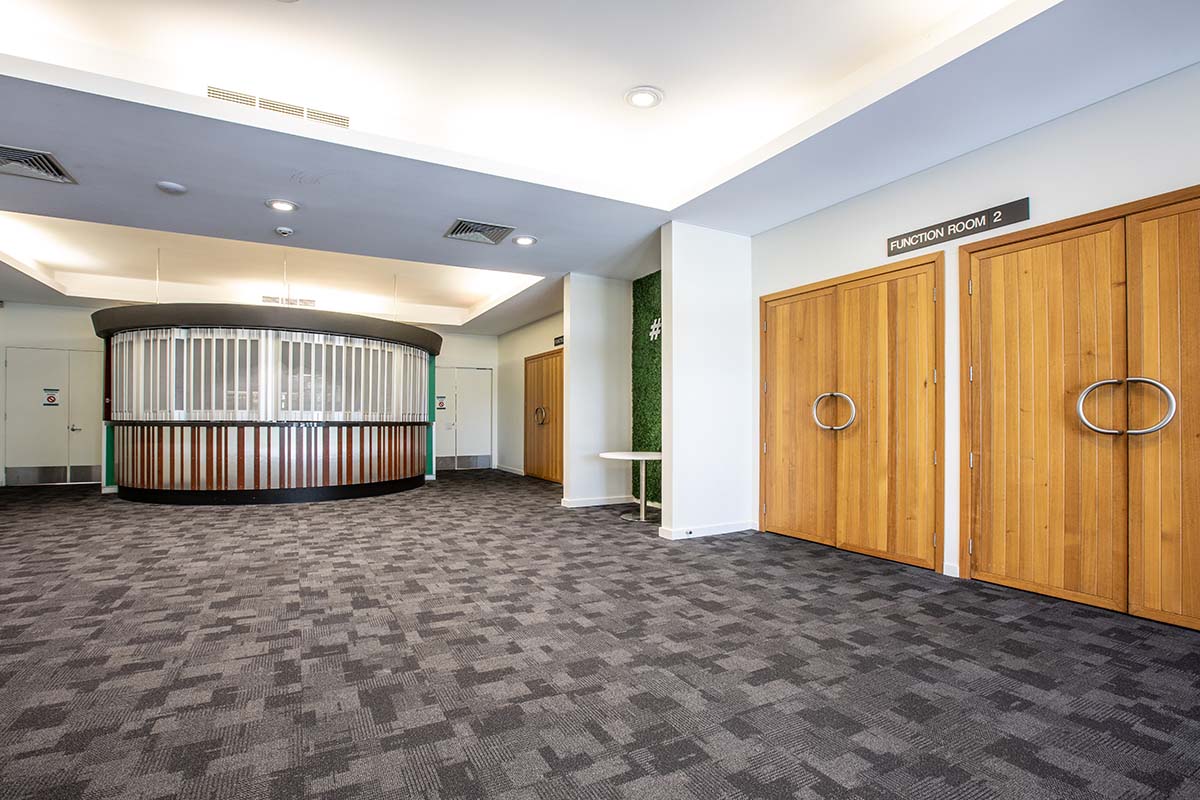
xmin=524 ymin=348 xmax=563 ymax=483
xmin=968 ymin=220 xmax=1128 ymax=610
xmin=1127 ymin=199 xmax=1200 ymax=630
xmin=835 ymin=263 xmax=939 ymax=568
xmin=761 ymin=288 xmax=838 ymax=543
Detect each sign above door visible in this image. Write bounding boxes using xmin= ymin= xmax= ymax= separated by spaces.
xmin=887 ymin=198 xmax=1030 ymax=256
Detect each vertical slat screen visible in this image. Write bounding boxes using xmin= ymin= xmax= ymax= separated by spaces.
xmin=109 ymin=327 xmax=429 ymax=423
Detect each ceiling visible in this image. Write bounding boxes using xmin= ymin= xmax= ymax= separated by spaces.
xmin=0 ymin=211 xmax=542 ymax=328
xmin=1 ymin=0 xmax=1198 ymax=336
xmin=1 ymin=0 xmax=1051 ymax=210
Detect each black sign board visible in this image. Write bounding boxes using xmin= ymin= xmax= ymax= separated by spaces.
xmin=887 ymin=198 xmax=1029 ymax=256
xmin=554 ymin=335 xmax=564 ymax=346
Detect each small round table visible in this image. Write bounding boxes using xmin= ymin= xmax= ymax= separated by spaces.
xmin=599 ymin=451 xmax=662 ymax=523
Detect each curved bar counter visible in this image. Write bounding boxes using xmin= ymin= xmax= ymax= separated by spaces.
xmin=92 ymin=304 xmax=442 ymax=504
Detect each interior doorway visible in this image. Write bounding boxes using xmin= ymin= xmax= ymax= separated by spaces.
xmin=523 ymin=348 xmax=563 ymax=483
xmin=434 ymin=367 xmax=494 ymax=471
xmin=5 ymin=347 xmax=103 ymax=485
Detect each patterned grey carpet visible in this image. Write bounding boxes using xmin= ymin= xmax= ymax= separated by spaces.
xmin=1 ymin=470 xmax=1199 ymax=800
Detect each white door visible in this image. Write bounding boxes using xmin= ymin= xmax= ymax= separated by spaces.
xmin=434 ymin=366 xmax=457 ymax=471
xmin=433 ymin=367 xmax=493 ymax=471
xmin=454 ymin=368 xmax=492 ymax=469
xmin=5 ymin=347 xmax=70 ymax=484
xmin=68 ymin=350 xmax=103 ymax=482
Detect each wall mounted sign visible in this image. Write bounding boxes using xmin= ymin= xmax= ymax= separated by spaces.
xmin=43 ymin=388 xmax=60 ymax=406
xmin=435 ymin=395 xmax=447 ymax=411
xmin=554 ymin=335 xmax=564 ymax=346
xmin=649 ymin=317 xmax=662 ymax=341
xmin=887 ymin=198 xmax=1030 ymax=256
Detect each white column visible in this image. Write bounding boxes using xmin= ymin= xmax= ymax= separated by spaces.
xmin=660 ymin=222 xmax=756 ymax=539
xmin=562 ymin=273 xmax=633 ymax=507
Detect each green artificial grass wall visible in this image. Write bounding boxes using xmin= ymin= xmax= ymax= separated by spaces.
xmin=631 ymin=271 xmax=662 ymax=503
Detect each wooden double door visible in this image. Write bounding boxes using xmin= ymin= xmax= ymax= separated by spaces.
xmin=524 ymin=348 xmax=563 ymax=483
xmin=964 ymin=195 xmax=1200 ymax=630
xmin=761 ymin=254 xmax=943 ymax=570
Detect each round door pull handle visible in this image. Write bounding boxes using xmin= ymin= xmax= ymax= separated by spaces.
xmin=812 ymin=392 xmax=856 ymax=431
xmin=1126 ymin=376 xmax=1177 ymax=436
xmin=1076 ymin=378 xmax=1123 ymax=435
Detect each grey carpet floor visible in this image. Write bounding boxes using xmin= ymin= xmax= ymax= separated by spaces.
xmin=1 ymin=470 xmax=1199 ymax=800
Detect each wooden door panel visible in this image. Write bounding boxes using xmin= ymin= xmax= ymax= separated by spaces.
xmin=761 ymin=288 xmax=837 ymax=543
xmin=524 ymin=349 xmax=563 ymax=484
xmin=970 ymin=220 xmax=1127 ymax=610
xmin=835 ymin=264 xmax=937 ymax=568
xmin=1128 ymin=200 xmax=1200 ymax=630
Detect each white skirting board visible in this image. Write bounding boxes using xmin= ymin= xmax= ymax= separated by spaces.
xmin=942 ymin=561 xmax=961 ymax=578
xmin=561 ymin=495 xmax=637 ymax=508
xmin=658 ymin=521 xmax=756 ymax=540
xmin=496 ymin=465 xmax=525 ymax=476
xmin=101 ymin=485 xmax=118 ymax=495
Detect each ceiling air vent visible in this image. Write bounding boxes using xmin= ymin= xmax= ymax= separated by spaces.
xmin=444 ymin=219 xmax=515 ymax=245
xmin=207 ymin=86 xmax=350 ymax=128
xmin=0 ymin=144 xmax=76 ymax=184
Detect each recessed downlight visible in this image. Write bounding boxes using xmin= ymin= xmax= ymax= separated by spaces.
xmin=156 ymin=180 xmax=188 ymax=195
xmin=624 ymin=86 xmax=663 ymax=109
xmin=512 ymin=235 xmax=538 ymax=247
xmin=266 ymin=198 xmax=298 ymax=212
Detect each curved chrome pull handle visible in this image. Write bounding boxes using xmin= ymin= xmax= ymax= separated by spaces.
xmin=533 ymin=406 xmax=547 ymax=426
xmin=1127 ymin=377 xmax=1177 ymax=436
xmin=812 ymin=392 xmax=856 ymax=431
xmin=1076 ymin=379 xmax=1123 ymax=435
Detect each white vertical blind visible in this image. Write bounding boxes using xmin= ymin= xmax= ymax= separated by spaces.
xmin=110 ymin=327 xmax=429 ymax=422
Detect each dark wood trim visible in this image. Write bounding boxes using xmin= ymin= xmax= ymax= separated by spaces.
xmin=117 ymin=475 xmax=425 ymax=505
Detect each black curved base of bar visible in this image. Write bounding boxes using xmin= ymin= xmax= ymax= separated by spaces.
xmin=117 ymin=475 xmax=426 ymax=505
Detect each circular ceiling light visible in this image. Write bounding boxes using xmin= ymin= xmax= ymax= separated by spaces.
xmin=266 ymin=198 xmax=299 ymax=212
xmin=512 ymin=235 xmax=538 ymax=247
xmin=156 ymin=180 xmax=188 ymax=195
xmin=624 ymin=86 xmax=663 ymax=109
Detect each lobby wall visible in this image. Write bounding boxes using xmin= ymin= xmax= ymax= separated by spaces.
xmin=751 ymin=61 xmax=1200 ymax=574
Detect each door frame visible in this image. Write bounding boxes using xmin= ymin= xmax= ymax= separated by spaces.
xmin=759 ymin=251 xmax=946 ymax=572
xmin=957 ymin=183 xmax=1200 ymax=579
xmin=524 ymin=347 xmax=564 ymax=483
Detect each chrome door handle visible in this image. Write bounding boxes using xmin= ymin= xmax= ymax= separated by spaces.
xmin=1076 ymin=379 xmax=1123 ymax=435
xmin=812 ymin=392 xmax=856 ymax=431
xmin=534 ymin=406 xmax=547 ymax=425
xmin=1126 ymin=377 xmax=1177 ymax=436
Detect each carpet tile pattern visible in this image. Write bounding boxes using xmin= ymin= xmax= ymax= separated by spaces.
xmin=1 ymin=470 xmax=1199 ymax=799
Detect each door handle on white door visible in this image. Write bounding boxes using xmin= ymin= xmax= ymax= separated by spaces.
xmin=68 ymin=424 xmax=83 ymax=432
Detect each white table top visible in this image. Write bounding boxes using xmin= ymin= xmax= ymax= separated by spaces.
xmin=599 ymin=451 xmax=662 ymax=461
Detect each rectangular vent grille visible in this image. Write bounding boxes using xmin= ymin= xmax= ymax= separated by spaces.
xmin=258 ymin=97 xmax=304 ymax=118
xmin=207 ymin=86 xmax=255 ymax=106
xmin=207 ymin=86 xmax=350 ymax=128
xmin=0 ymin=144 xmax=76 ymax=184
xmin=305 ymin=108 xmax=350 ymax=128
xmin=444 ymin=219 xmax=515 ymax=245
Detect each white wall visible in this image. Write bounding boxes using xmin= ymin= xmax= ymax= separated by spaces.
xmin=661 ymin=222 xmax=756 ymax=539
xmin=752 ymin=61 xmax=1200 ymax=575
xmin=496 ymin=313 xmax=563 ymax=474
xmin=562 ymin=273 xmax=632 ymax=506
xmin=433 ymin=332 xmax=499 ymax=470
xmin=0 ymin=303 xmax=104 ymax=485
